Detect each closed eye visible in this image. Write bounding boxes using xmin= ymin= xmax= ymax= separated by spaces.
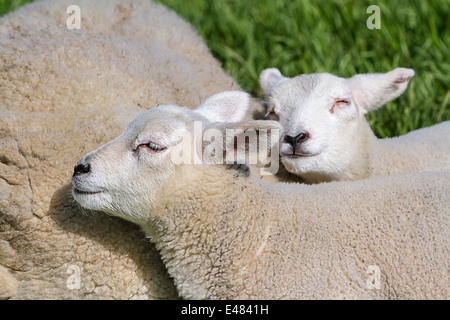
xmin=138 ymin=142 xmax=167 ymax=152
xmin=330 ymin=98 xmax=351 ymax=114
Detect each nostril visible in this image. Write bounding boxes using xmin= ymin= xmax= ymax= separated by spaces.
xmin=284 ymin=131 xmax=309 ymax=146
xmin=295 ymin=132 xmax=309 ymax=142
xmin=284 ymin=135 xmax=296 ymax=146
xmin=73 ymin=163 xmax=90 ymax=176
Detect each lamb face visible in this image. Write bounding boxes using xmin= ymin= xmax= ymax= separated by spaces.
xmin=260 ymin=68 xmax=414 ymax=182
xmin=262 ymin=71 xmax=361 ymax=181
xmin=71 ymin=91 xmax=252 ymax=223
xmin=71 ymin=106 xmax=190 ymax=222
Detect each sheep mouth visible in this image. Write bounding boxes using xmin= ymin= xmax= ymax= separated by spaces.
xmin=282 ymin=152 xmax=318 ymax=158
xmin=73 ymin=187 xmax=104 ymax=195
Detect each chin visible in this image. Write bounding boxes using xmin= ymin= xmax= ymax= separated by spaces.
xmin=282 ymin=155 xmax=308 ymax=174
xmin=281 ymin=153 xmax=330 ymax=181
xmin=72 ymin=187 xmax=110 ymax=211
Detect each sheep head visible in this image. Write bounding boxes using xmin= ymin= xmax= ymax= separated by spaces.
xmin=259 ymin=67 xmax=414 ymax=182
xmin=71 ymin=91 xmax=280 ymax=223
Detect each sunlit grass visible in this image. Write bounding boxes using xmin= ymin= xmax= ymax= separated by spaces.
xmin=0 ymin=0 xmax=33 ymax=15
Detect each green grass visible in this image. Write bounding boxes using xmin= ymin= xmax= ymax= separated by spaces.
xmin=2 ymin=0 xmax=449 ymax=138
xmin=0 ymin=0 xmax=33 ymax=14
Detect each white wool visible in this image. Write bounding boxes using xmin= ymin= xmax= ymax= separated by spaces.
xmin=0 ymin=0 xmax=243 ymax=299
xmin=73 ymin=91 xmax=449 ymax=299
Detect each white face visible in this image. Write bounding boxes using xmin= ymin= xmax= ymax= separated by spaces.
xmin=71 ymin=105 xmax=192 ymax=222
xmin=266 ymin=73 xmax=360 ymax=178
xmin=259 ymin=67 xmax=414 ymax=181
xmin=71 ymin=91 xmax=256 ymax=223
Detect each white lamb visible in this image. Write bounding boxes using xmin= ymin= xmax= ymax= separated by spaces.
xmin=259 ymin=67 xmax=450 ymax=183
xmin=72 ymin=91 xmax=449 ymax=299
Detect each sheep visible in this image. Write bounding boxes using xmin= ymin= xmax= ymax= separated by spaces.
xmin=72 ymin=91 xmax=450 ymax=299
xmin=259 ymin=67 xmax=450 ymax=183
xmin=0 ymin=0 xmax=247 ymax=299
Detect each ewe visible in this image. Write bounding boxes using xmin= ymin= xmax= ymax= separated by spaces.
xmin=72 ymin=91 xmax=449 ymax=299
xmin=260 ymin=68 xmax=450 ymax=183
xmin=0 ymin=0 xmax=241 ymax=299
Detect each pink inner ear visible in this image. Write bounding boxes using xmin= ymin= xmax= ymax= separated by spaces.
xmin=349 ymin=84 xmax=363 ymax=106
xmin=211 ymin=103 xmax=243 ymax=123
xmin=221 ymin=106 xmax=239 ymax=120
xmin=197 ymin=102 xmax=242 ymax=123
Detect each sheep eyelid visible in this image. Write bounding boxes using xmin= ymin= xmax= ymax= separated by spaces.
xmin=137 ymin=142 xmax=167 ymax=152
xmin=330 ymin=99 xmax=351 ymax=114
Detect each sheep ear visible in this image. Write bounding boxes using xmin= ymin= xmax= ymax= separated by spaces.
xmin=259 ymin=68 xmax=288 ymax=97
xmin=347 ymin=68 xmax=414 ymax=114
xmin=195 ymin=91 xmax=250 ymax=123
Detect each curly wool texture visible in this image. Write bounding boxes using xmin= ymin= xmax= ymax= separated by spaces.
xmin=75 ymin=97 xmax=448 ymax=299
xmin=0 ymin=0 xmax=241 ymax=299
xmin=155 ymin=165 xmax=449 ymax=299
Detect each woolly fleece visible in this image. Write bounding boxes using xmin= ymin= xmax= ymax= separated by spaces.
xmin=72 ymin=99 xmax=450 ymax=299
xmin=0 ymin=0 xmax=241 ymax=299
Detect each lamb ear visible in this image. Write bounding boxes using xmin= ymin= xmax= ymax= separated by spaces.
xmin=347 ymin=68 xmax=414 ymax=114
xmin=259 ymin=68 xmax=288 ymax=97
xmin=195 ymin=91 xmax=250 ymax=123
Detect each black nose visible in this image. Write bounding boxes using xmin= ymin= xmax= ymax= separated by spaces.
xmin=284 ymin=132 xmax=309 ymax=147
xmin=73 ymin=163 xmax=90 ymax=176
